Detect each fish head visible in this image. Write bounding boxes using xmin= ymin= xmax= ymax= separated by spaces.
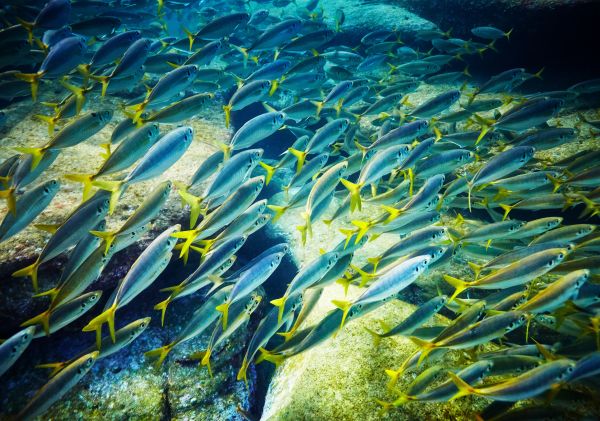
xmin=326 ymin=252 xmax=340 ymax=268
xmin=433 ymin=227 xmax=447 ymax=241
xmin=182 ymin=127 xmax=194 ymax=145
xmin=579 ymin=224 xmax=596 ymax=236
xmin=96 ymin=198 xmax=110 ymax=216
xmin=546 ymin=248 xmax=568 ymax=268
xmin=92 ymin=110 xmax=113 ymax=123
xmin=85 ymin=291 xmax=103 ymax=308
xmin=429 ymin=246 xmax=446 ymax=262
xmin=338 ymin=118 xmax=350 ymax=133
xmin=80 ymin=352 xmax=99 ymax=373
xmin=251 ymin=149 xmax=264 ymax=163
xmin=506 ymin=312 xmax=527 ymax=332
xmin=234 ymin=235 xmax=248 ymax=252
xmin=271 ymin=252 xmax=285 ymax=267
xmin=274 ymin=112 xmax=287 ymax=127
xmin=43 ymin=179 xmax=61 ymax=196
xmin=574 ymin=269 xmax=590 ymax=288
xmin=12 ymin=327 xmax=35 ymax=355
xmin=147 ymin=123 xmax=161 ymax=140
xmin=260 ymin=80 xmax=272 ymax=93
xmin=519 ymin=147 xmax=535 ymax=162
xmin=255 ymin=214 xmax=271 ymax=228
xmin=509 ymin=220 xmax=525 ymax=232
xmin=347 ymin=303 xmax=365 ymax=320
xmin=255 ymin=199 xmax=268 ymax=213
xmin=247 ymin=292 xmax=263 ymax=312
xmin=134 ymin=317 xmax=152 ymax=335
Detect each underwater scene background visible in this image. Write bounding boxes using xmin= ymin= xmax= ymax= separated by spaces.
xmin=1 ymin=0 xmax=600 ymax=419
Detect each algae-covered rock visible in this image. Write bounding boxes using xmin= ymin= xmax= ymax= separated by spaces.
xmin=260 ymin=285 xmax=486 ymax=420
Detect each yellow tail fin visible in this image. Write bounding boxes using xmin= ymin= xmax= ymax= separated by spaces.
xmin=36 ymin=361 xmax=68 ymax=377
xmin=267 ymin=204 xmax=289 ymax=223
xmin=92 ymin=179 xmax=125 ymax=214
xmin=20 ymin=309 xmax=51 ymax=336
xmin=442 ymin=274 xmax=469 ymax=302
xmin=499 ymin=204 xmax=514 ymax=221
xmin=312 ymin=101 xmax=324 ymax=117
xmin=14 ymin=71 xmax=42 ymax=102
xmin=144 ymin=342 xmax=175 ymax=367
xmin=82 ymin=303 xmax=117 ymax=349
xmin=270 ymin=296 xmax=287 ymax=324
xmin=467 ymin=261 xmax=483 ymax=279
xmin=351 ymin=220 xmax=372 ymax=243
xmin=257 ymin=347 xmax=284 ymax=367
xmin=223 ymin=105 xmax=232 ymax=128
xmin=237 ymin=357 xmax=250 ymax=384
xmin=447 ymin=372 xmax=475 ymax=401
xmin=65 ymin=174 xmax=95 ymax=202
xmin=178 ymin=189 xmax=203 ymax=228
xmin=90 ymin=74 xmax=110 ymax=97
xmin=153 ymin=296 xmax=174 ymax=327
xmin=0 ymin=188 xmax=17 ymax=216
xmin=331 ymin=299 xmax=352 ymax=330
xmin=408 ymin=336 xmax=435 ymax=366
xmin=200 ymin=348 xmax=213 ymax=377
xmin=14 ymin=146 xmax=45 ymax=171
xmin=259 ymin=161 xmax=277 ymax=185
xmin=32 ymin=287 xmax=58 ymax=300
xmin=364 ymin=327 xmax=383 ymax=348
xmin=380 ymin=205 xmax=402 ymax=224
xmin=215 ymin=302 xmax=230 ymax=329
xmin=340 ymin=179 xmax=363 ymax=212
xmin=288 ymin=148 xmax=307 ymax=174
xmin=34 ymin=114 xmax=58 ymax=136
xmin=171 ymin=229 xmax=199 ymax=264
xmin=12 ymin=260 xmax=41 ymax=292
xmin=16 ymin=17 xmax=34 ymax=44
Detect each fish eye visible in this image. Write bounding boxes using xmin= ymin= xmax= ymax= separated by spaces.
xmin=558 ymin=253 xmax=564 ymax=259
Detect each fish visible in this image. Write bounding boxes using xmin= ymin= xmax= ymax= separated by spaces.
xmin=16 ymin=351 xmax=99 ymax=421
xmin=174 ymin=176 xmax=265 ymax=262
xmin=82 ymin=225 xmax=179 ymax=347
xmin=93 ymin=126 xmax=193 ymax=213
xmin=0 ymin=327 xmax=35 ymax=378
xmin=12 ymin=194 xmax=110 ymax=291
xmin=216 ymin=251 xmax=284 ymax=329
xmin=333 ymin=255 xmax=431 ymax=329
xmin=271 ymin=251 xmax=339 ymax=322
xmin=37 ymin=317 xmax=150 ymax=377
xmin=449 ymin=360 xmax=575 ymax=402
xmin=444 ymin=248 xmax=568 ymax=301
xmin=0 ymin=179 xmax=60 ymax=243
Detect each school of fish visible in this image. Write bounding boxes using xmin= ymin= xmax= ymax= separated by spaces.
xmin=1 ymin=0 xmax=600 ymax=419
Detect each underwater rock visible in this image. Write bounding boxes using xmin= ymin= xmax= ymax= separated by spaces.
xmin=320 ymin=1 xmax=435 ymax=40
xmin=260 ymin=285 xmax=486 ymax=420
